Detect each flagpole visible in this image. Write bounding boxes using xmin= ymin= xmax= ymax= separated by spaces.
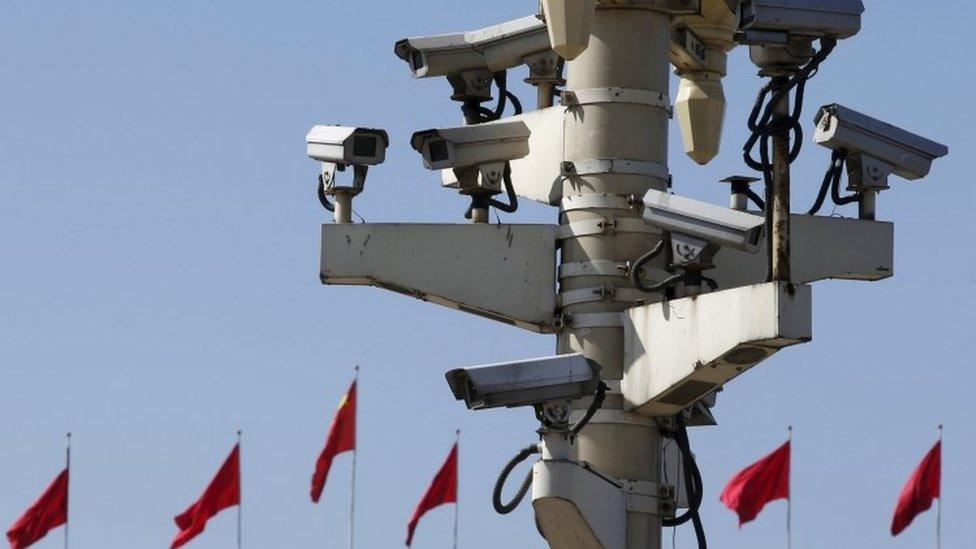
xmin=937 ymin=425 xmax=943 ymax=549
xmin=454 ymin=429 xmax=461 ymax=549
xmin=787 ymin=425 xmax=792 ymax=549
xmin=237 ymin=430 xmax=243 ymax=549
xmin=350 ymin=365 xmax=360 ymax=549
xmin=65 ymin=432 xmax=71 ymax=549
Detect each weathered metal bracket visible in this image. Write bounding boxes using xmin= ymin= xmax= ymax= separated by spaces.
xmin=321 ymin=223 xmax=559 ymax=333
xmin=623 ymin=282 xmax=812 ymax=417
xmin=708 ymin=214 xmax=895 ymax=287
xmin=561 ymin=159 xmax=671 ymax=181
xmin=562 ymin=87 xmax=673 ymax=116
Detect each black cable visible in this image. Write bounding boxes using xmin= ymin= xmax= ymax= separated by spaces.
xmin=493 ymin=443 xmax=541 ymax=515
xmin=505 ymin=90 xmax=524 ymax=115
xmin=830 ymin=154 xmax=859 ymax=206
xmin=317 ymin=174 xmax=335 ymax=212
xmin=808 ymin=150 xmax=843 ymax=215
xmin=744 ymin=187 xmax=766 ymax=211
xmin=663 ymin=416 xmax=708 ymax=549
xmin=743 ymin=37 xmax=838 ymax=176
xmin=571 ymin=382 xmax=608 ymax=435
xmin=488 ymin=165 xmax=519 ymax=214
xmin=631 ymin=240 xmax=686 ymax=294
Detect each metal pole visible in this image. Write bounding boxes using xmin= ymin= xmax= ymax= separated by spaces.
xmin=334 ymin=192 xmax=353 ymax=224
xmin=787 ymin=426 xmax=793 ymax=549
xmin=937 ymin=424 xmax=943 ymax=549
xmin=771 ymin=79 xmax=792 ymax=282
xmin=559 ymin=7 xmax=670 ymax=549
xmin=65 ymin=432 xmax=71 ymax=549
xmin=453 ymin=429 xmax=460 ymax=549
xmin=237 ymin=430 xmax=242 ymax=549
xmin=350 ymin=365 xmax=360 ymax=549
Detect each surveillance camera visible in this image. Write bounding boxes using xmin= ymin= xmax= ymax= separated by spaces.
xmin=642 ymin=189 xmax=765 ymax=254
xmin=445 ymin=353 xmax=601 ymax=411
xmin=814 ymin=103 xmax=949 ymax=189
xmin=737 ymin=0 xmax=864 ymax=43
xmin=410 ymin=120 xmax=530 ymax=193
xmin=306 ymin=126 xmax=389 ymax=167
xmin=394 ymin=16 xmax=552 ymax=79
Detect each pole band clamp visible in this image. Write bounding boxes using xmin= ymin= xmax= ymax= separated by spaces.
xmin=558 ymin=285 xmax=652 ymax=308
xmin=563 ymin=312 xmax=623 ymax=329
xmin=557 ymin=217 xmax=657 ymax=240
xmin=561 ymin=159 xmax=670 ymax=182
xmin=558 ymin=260 xmax=670 ymax=282
xmin=562 ymin=87 xmax=673 ymax=116
xmin=561 ymin=194 xmax=639 ymax=213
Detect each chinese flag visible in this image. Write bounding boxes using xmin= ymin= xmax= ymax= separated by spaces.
xmin=891 ymin=441 xmax=941 ymax=536
xmin=6 ymin=469 xmax=69 ymax=549
xmin=720 ymin=441 xmax=790 ymax=527
xmin=406 ymin=443 xmax=458 ymax=546
xmin=171 ymin=444 xmax=241 ymax=549
xmin=311 ymin=380 xmax=357 ymax=503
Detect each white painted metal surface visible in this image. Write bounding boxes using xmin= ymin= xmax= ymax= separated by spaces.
xmin=320 ymin=223 xmax=558 ymax=332
xmin=622 ymin=282 xmax=812 ymax=417
xmin=532 ymin=460 xmax=626 ymax=549
xmin=709 ymin=214 xmax=894 ymax=287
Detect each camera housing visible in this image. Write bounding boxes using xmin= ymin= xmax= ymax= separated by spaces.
xmin=642 ymin=189 xmax=764 ymax=254
xmin=446 ymin=353 xmax=600 ymax=411
xmin=738 ymin=0 xmax=864 ymax=42
xmin=306 ymin=126 xmax=389 ymax=167
xmin=814 ymin=103 xmax=949 ymax=189
xmin=410 ymin=120 xmax=531 ymax=194
xmin=395 ymin=16 xmax=552 ymax=79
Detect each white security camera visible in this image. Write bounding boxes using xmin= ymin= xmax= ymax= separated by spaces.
xmin=814 ymin=103 xmax=949 ymax=188
xmin=395 ymin=16 xmax=552 ymax=79
xmin=410 ymin=120 xmax=531 ymax=194
xmin=305 ymin=126 xmax=389 ymax=222
xmin=445 ymin=353 xmax=600 ymax=411
xmin=737 ymin=0 xmax=864 ymax=43
xmin=306 ymin=125 xmax=389 ymax=168
xmin=634 ymin=190 xmax=765 ymax=293
xmin=642 ymin=189 xmax=764 ymax=254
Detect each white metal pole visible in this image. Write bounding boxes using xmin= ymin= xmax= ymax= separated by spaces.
xmin=349 ymin=366 xmax=360 ymax=549
xmin=937 ymin=425 xmax=943 ymax=549
xmin=237 ymin=430 xmax=242 ymax=549
xmin=559 ymin=7 xmax=671 ymax=548
xmin=788 ymin=426 xmax=793 ymax=549
xmin=453 ymin=429 xmax=460 ymax=549
xmin=65 ymin=432 xmax=71 ymax=549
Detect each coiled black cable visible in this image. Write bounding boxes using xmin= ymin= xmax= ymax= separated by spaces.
xmin=461 ymin=72 xmax=524 ymax=124
xmin=631 ymin=240 xmax=684 ymax=294
xmin=493 ymin=443 xmax=541 ymax=515
xmin=317 ymin=174 xmax=335 ymax=212
xmin=571 ymin=382 xmax=608 ymax=435
xmin=488 ymin=165 xmax=519 ymax=214
xmin=743 ymin=37 xmax=839 ymax=233
xmin=663 ymin=415 xmax=708 ymax=548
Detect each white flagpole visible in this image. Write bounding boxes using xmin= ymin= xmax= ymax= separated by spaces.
xmin=937 ymin=425 xmax=943 ymax=549
xmin=454 ymin=430 xmax=461 ymax=549
xmin=237 ymin=430 xmax=243 ymax=549
xmin=65 ymin=432 xmax=71 ymax=549
xmin=787 ymin=425 xmax=793 ymax=549
xmin=350 ymin=365 xmax=360 ymax=549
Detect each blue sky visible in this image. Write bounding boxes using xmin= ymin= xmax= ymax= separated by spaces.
xmin=0 ymin=1 xmax=973 ymax=548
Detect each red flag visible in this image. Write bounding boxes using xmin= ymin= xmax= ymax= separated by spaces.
xmin=891 ymin=440 xmax=941 ymax=536
xmin=311 ymin=380 xmax=357 ymax=503
xmin=6 ymin=469 xmax=69 ymax=549
xmin=406 ymin=443 xmax=458 ymax=546
xmin=171 ymin=444 xmax=241 ymax=549
xmin=720 ymin=440 xmax=790 ymax=526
